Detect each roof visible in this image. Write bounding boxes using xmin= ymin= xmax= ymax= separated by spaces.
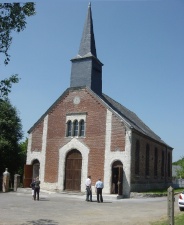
xmin=78 ymin=2 xmax=97 ymax=58
xmin=101 ymin=93 xmax=171 ymax=147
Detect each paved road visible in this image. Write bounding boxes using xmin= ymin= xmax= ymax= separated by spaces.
xmin=0 ymin=189 xmax=182 ymax=225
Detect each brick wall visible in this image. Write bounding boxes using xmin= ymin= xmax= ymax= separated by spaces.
xmin=43 ymin=88 xmax=107 ymax=184
xmin=31 ymin=121 xmax=44 ymax=152
xmin=131 ymin=132 xmax=172 ymax=191
xmin=111 ymin=114 xmax=125 ymax=152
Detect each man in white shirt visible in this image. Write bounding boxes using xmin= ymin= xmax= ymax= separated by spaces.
xmin=95 ymin=178 xmax=103 ymax=203
xmin=85 ymin=175 xmax=92 ymax=202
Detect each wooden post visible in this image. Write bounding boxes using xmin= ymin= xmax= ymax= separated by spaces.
xmin=167 ymin=186 xmax=174 ymax=225
xmin=14 ymin=174 xmax=20 ymax=191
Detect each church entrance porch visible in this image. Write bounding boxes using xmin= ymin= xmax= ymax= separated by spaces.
xmin=111 ymin=160 xmax=123 ymax=195
xmin=23 ymin=159 xmax=40 ymax=187
xmin=64 ymin=149 xmax=82 ymax=191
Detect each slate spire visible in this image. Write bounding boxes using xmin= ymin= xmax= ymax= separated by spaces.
xmin=78 ymin=2 xmax=97 ymax=58
xmin=70 ymin=2 xmax=103 ymax=96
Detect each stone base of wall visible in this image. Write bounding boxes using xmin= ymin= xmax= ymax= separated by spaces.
xmin=131 ymin=182 xmax=172 ymax=192
xmin=130 ymin=192 xmax=168 ymax=198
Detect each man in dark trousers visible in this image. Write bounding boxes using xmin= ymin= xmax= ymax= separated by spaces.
xmin=34 ymin=177 xmax=40 ymax=201
xmin=85 ymin=175 xmax=92 ymax=202
xmin=30 ymin=178 xmax=36 ymax=200
xmin=95 ymin=178 xmax=104 ymax=203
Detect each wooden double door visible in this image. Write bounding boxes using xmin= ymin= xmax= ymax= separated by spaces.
xmin=64 ymin=149 xmax=82 ymax=191
xmin=111 ymin=161 xmax=123 ymax=195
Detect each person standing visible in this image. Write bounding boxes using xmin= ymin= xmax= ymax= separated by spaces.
xmin=95 ymin=178 xmax=104 ymax=203
xmin=34 ymin=177 xmax=40 ymax=201
xmin=85 ymin=175 xmax=92 ymax=202
xmin=112 ymin=174 xmax=118 ymax=194
xmin=30 ymin=178 xmax=36 ymax=200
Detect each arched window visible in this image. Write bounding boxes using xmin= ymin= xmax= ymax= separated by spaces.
xmin=79 ymin=120 xmax=85 ymax=136
xmin=161 ymin=150 xmax=165 ymax=177
xmin=145 ymin=144 xmax=150 ymax=176
xmin=135 ymin=140 xmax=140 ymax=175
xmin=66 ymin=114 xmax=86 ymax=138
xmin=66 ymin=120 xmax=72 ymax=137
xmin=154 ymin=147 xmax=158 ymax=177
xmin=73 ymin=120 xmax=78 ymax=136
xmin=168 ymin=152 xmax=171 ymax=177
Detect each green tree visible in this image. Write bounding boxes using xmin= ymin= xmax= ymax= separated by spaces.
xmin=0 ymin=2 xmax=35 ymax=65
xmin=0 ymin=74 xmax=19 ymax=99
xmin=173 ymin=156 xmax=184 ymax=178
xmin=0 ymin=3 xmax=35 ymax=179
xmin=176 ymin=157 xmax=184 ymax=178
xmin=18 ymin=138 xmax=28 ymax=177
xmin=0 ymin=99 xmax=23 ymax=176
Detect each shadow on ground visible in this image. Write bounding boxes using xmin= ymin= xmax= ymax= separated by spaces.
xmin=20 ymin=219 xmax=58 ymax=225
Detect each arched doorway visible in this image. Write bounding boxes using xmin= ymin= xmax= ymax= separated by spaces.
xmin=32 ymin=159 xmax=40 ymax=179
xmin=23 ymin=159 xmax=40 ymax=187
xmin=64 ymin=149 xmax=82 ymax=191
xmin=111 ymin=160 xmax=123 ymax=195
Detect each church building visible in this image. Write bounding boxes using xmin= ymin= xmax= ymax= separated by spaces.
xmin=24 ymin=3 xmax=173 ymax=198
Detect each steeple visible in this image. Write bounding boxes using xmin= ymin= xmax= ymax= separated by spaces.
xmin=70 ymin=2 xmax=103 ymax=96
xmin=78 ymin=2 xmax=97 ymax=58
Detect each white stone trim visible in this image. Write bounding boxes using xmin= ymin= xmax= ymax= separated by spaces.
xmin=104 ymin=109 xmax=112 ymax=193
xmin=103 ymin=109 xmax=132 ymax=197
xmin=66 ymin=114 xmax=86 ymax=122
xmin=26 ymin=115 xmax=48 ymax=188
xmin=26 ymin=133 xmax=32 ymax=164
xmin=40 ymin=115 xmax=48 ymax=183
xmin=58 ymin=138 xmax=90 ymax=192
xmin=123 ymin=129 xmax=132 ymax=197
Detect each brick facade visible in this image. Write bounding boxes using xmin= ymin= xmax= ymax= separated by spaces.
xmin=26 ymin=87 xmax=172 ymax=197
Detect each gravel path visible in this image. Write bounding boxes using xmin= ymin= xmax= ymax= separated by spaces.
xmin=0 ymin=190 xmax=181 ymax=225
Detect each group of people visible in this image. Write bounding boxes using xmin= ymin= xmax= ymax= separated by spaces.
xmin=85 ymin=176 xmax=104 ymax=203
xmin=30 ymin=175 xmax=103 ymax=203
xmin=30 ymin=177 xmax=40 ymax=201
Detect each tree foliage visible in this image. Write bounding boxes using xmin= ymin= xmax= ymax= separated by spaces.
xmin=173 ymin=156 xmax=184 ymax=178
xmin=0 ymin=99 xmax=23 ymax=176
xmin=0 ymin=2 xmax=35 ymax=65
xmin=0 ymin=74 xmax=19 ymax=99
xmin=0 ymin=3 xmax=35 ymax=179
xmin=18 ymin=138 xmax=28 ymax=177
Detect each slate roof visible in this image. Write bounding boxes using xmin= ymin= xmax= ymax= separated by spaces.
xmin=100 ymin=93 xmax=171 ymax=147
xmin=78 ymin=2 xmax=97 ymax=58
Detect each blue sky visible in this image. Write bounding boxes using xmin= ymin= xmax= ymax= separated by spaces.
xmin=1 ymin=0 xmax=184 ymax=162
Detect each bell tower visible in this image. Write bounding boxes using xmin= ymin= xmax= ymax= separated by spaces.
xmin=70 ymin=2 xmax=103 ymax=95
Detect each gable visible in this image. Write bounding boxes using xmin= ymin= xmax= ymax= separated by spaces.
xmin=28 ymin=85 xmax=172 ymax=149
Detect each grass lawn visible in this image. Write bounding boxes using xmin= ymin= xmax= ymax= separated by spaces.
xmin=143 ymin=188 xmax=184 ymax=224
xmin=141 ymin=188 xmax=183 ymax=195
xmin=151 ymin=212 xmax=184 ymax=225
